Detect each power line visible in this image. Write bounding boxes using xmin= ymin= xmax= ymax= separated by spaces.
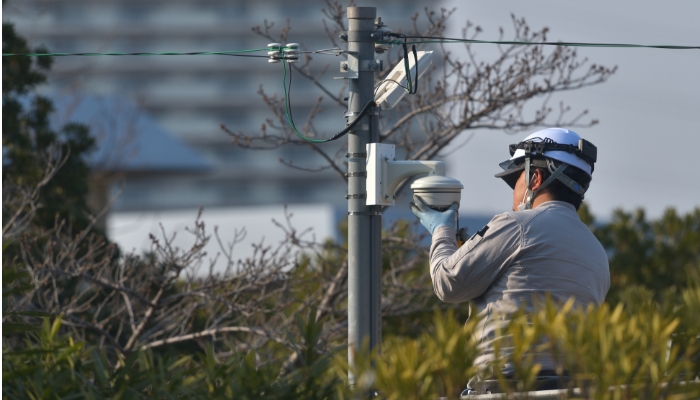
xmin=2 ymin=46 xmax=348 ymax=58
xmin=2 ymin=49 xmax=270 ymax=57
xmin=4 ymin=37 xmax=698 ymax=58
xmin=394 ymin=36 xmax=700 ymax=50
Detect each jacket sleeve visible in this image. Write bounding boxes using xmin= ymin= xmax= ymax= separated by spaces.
xmin=429 ymin=213 xmax=522 ymax=303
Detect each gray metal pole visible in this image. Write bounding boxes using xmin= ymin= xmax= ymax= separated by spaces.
xmin=346 ymin=6 xmax=380 ymax=380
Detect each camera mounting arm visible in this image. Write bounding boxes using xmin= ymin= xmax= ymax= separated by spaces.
xmin=366 ymin=143 xmax=462 ymax=207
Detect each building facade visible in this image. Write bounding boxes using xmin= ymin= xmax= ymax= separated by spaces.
xmin=5 ymin=0 xmax=424 ymax=213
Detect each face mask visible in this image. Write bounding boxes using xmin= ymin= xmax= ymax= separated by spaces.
xmin=517 ymin=189 xmax=530 ymax=212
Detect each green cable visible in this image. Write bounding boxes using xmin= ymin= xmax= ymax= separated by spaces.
xmin=281 ymin=60 xmax=376 ymax=144
xmin=282 ymin=61 xmax=327 ymax=143
xmin=391 ymin=38 xmax=699 ymax=50
xmin=403 ymin=46 xmax=412 ymax=94
xmin=2 ymin=48 xmax=270 ymax=57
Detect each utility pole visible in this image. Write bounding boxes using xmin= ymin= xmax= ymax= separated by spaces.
xmin=345 ymin=6 xmax=381 ymax=381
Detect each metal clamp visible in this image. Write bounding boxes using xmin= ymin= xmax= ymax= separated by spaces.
xmin=340 ymin=59 xmax=383 ymax=73
xmin=348 ymin=211 xmax=382 ymax=216
xmin=346 ymin=124 xmax=370 ymax=132
xmin=345 ymin=30 xmax=375 ymax=42
xmin=346 ymin=152 xmax=367 ymax=158
xmin=344 ymin=108 xmax=380 ymax=118
xmin=345 ymin=172 xmax=367 ymax=177
xmin=339 ymin=30 xmax=390 ymax=43
xmin=345 ymin=194 xmax=367 ymax=199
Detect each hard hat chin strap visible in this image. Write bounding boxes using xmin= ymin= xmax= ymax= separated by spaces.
xmin=545 ymin=158 xmax=588 ymax=196
xmin=518 ymin=158 xmax=587 ymax=211
xmin=518 ymin=156 xmax=535 ymax=211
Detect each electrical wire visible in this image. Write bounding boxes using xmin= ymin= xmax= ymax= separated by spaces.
xmin=2 ymin=49 xmax=270 ymax=57
xmin=282 ymin=61 xmax=323 ymax=143
xmin=282 ymin=61 xmax=375 ymax=143
xmin=5 ymin=37 xmax=697 ymax=58
xmin=298 ymin=47 xmax=345 ymax=55
xmin=9 ymin=35 xmax=695 ymax=149
xmin=401 ymin=42 xmax=419 ymax=94
xmin=389 ymin=36 xmax=699 ymax=50
xmin=385 ymin=33 xmax=421 ymax=95
xmin=2 ymin=47 xmax=347 ymax=57
xmin=374 ymin=79 xmax=409 ymax=97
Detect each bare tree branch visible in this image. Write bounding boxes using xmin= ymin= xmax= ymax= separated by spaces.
xmin=144 ymin=326 xmax=289 ymax=350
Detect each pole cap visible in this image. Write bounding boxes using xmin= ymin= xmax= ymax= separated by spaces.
xmin=347 ymin=7 xmax=376 ymax=19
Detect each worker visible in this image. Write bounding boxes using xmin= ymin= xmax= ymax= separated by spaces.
xmin=410 ymin=128 xmax=610 ymax=394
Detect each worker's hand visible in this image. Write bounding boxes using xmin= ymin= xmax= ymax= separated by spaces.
xmin=410 ymin=195 xmax=458 ymax=235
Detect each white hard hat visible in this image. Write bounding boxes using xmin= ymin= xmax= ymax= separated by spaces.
xmin=495 ymin=128 xmax=597 ymax=189
xmin=510 ymin=128 xmax=593 ymax=175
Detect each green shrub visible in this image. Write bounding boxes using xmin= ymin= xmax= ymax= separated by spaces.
xmin=2 ymin=312 xmax=344 ymax=399
xmin=347 ymin=290 xmax=699 ymax=399
xmin=4 ymin=290 xmax=699 ymax=399
xmin=346 ymin=308 xmax=481 ymax=399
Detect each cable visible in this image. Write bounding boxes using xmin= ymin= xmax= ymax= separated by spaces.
xmin=389 ymin=36 xmax=699 ymax=50
xmin=2 ymin=49 xmax=270 ymax=57
xmin=374 ymin=79 xmax=409 ymax=97
xmin=282 ymin=61 xmax=375 ymax=143
xmin=286 ymin=60 xmax=299 ymax=135
xmin=386 ymin=34 xmax=420 ymax=96
xmin=3 ymin=46 xmax=346 ymax=58
xmin=283 ymin=61 xmax=323 ymax=143
xmin=299 ymin=47 xmax=345 ymax=56
xmin=220 ymin=54 xmax=270 ymax=58
xmin=400 ymin=42 xmax=419 ymax=94
xmin=5 ymin=38 xmax=696 ymax=58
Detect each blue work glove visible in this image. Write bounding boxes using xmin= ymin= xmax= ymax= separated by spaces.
xmin=409 ymin=195 xmax=458 ymax=235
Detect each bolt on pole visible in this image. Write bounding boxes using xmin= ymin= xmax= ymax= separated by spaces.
xmin=345 ymin=6 xmax=381 ymax=382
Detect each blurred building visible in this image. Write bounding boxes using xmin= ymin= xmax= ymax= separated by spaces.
xmin=50 ymin=94 xmax=214 ymax=231
xmin=4 ymin=0 xmax=424 ymax=215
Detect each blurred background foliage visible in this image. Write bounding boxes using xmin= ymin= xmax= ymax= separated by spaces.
xmin=3 ymin=16 xmax=699 ymax=400
xmin=2 ymin=22 xmax=97 ymax=237
xmin=578 ymin=203 xmax=700 ymax=306
xmin=3 ymin=287 xmax=699 ymax=399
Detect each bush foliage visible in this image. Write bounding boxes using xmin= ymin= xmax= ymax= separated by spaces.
xmin=3 ymin=9 xmax=699 ymax=400
xmin=4 ymin=288 xmax=699 ymax=399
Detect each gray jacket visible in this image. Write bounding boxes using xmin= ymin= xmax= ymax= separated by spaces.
xmin=429 ymin=201 xmax=609 ymax=373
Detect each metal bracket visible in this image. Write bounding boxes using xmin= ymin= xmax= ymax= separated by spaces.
xmin=348 ymin=30 xmax=374 ymax=42
xmin=365 ymin=143 xmax=445 ymax=206
xmin=345 ymin=194 xmax=367 ymax=199
xmin=340 ymin=58 xmax=384 ymax=79
xmin=339 ymin=59 xmax=382 ymax=72
xmin=339 ymin=30 xmax=388 ymax=42
xmin=346 ymin=172 xmax=367 ymax=177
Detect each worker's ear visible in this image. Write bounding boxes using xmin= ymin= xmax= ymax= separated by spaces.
xmin=530 ymin=169 xmax=545 ymax=191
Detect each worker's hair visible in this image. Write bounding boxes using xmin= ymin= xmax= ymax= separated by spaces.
xmin=532 ymin=159 xmax=592 ymax=210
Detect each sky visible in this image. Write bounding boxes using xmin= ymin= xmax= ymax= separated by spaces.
xmin=439 ymin=0 xmax=699 ymax=219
